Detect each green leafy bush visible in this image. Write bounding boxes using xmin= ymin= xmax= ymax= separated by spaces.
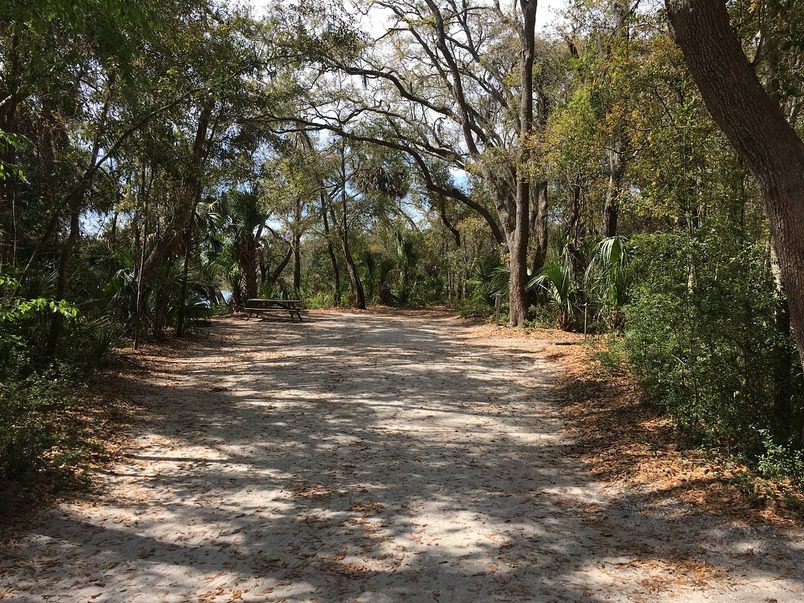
xmin=0 ymin=365 xmax=83 ymax=480
xmin=757 ymin=431 xmax=804 ymax=488
xmin=0 ymin=275 xmax=89 ymax=480
xmin=623 ymin=232 xmax=804 ymax=464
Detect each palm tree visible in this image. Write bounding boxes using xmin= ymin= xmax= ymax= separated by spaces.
xmin=528 ymin=246 xmax=579 ymax=330
xmin=585 ymin=236 xmax=630 ymax=329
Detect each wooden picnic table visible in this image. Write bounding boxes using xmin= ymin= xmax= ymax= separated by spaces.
xmin=243 ymin=298 xmax=303 ymax=322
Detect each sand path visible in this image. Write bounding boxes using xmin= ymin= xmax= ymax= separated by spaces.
xmin=1 ymin=313 xmax=802 ymax=602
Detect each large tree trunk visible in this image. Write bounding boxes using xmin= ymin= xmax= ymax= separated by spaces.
xmin=665 ymin=0 xmax=804 ymax=369
xmin=141 ymin=104 xmax=212 ymax=282
xmin=509 ymin=0 xmax=538 ymax=327
xmin=236 ymin=230 xmax=259 ymax=301
xmin=422 ymin=0 xmax=532 ymax=325
xmin=242 ymin=240 xmax=259 ymax=300
xmin=269 ymin=246 xmax=292 ymax=284
xmin=238 ymin=223 xmax=260 ymax=301
xmin=341 ymin=216 xmax=366 ymax=309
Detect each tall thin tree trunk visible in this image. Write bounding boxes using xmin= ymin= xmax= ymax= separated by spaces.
xmin=601 ymin=1 xmax=630 ymax=238
xmin=140 ymin=104 xmax=211 ymax=283
xmin=530 ymin=180 xmax=548 ymax=274
xmin=321 ymin=192 xmax=341 ymax=306
xmin=338 ymin=142 xmax=366 ymax=309
xmin=341 ymin=213 xmax=365 ymax=309
xmin=293 ymin=197 xmax=302 ymax=295
xmin=133 ymin=163 xmax=150 ymax=350
xmin=134 ymin=219 xmax=147 ymax=350
xmin=602 ymin=145 xmax=625 ymax=237
xmin=267 ymin=246 xmax=293 ymax=286
xmin=175 ymin=216 xmax=193 ymax=337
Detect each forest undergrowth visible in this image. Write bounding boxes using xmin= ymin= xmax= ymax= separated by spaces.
xmin=552 ymin=334 xmax=804 ymax=527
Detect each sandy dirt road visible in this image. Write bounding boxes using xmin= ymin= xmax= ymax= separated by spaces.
xmin=1 ymin=312 xmax=802 ymax=602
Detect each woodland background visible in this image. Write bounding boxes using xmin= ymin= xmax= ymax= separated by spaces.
xmin=1 ymin=0 xmax=802 ymax=495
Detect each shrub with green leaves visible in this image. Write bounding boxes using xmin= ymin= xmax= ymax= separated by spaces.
xmin=0 ymin=275 xmax=85 ymax=480
xmin=623 ymin=232 xmax=804 ymax=463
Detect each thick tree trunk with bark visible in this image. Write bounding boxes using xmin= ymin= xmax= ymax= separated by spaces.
xmin=236 ymin=223 xmax=261 ymax=301
xmin=341 ymin=212 xmax=365 ymax=309
xmin=415 ymin=0 xmax=536 ymax=325
xmin=240 ymin=236 xmax=259 ymax=300
xmin=267 ymin=246 xmax=292 ymax=286
xmin=141 ymin=104 xmax=212 ymax=282
xmin=341 ymin=243 xmax=364 ymax=308
xmin=665 ymin=0 xmax=804 ymax=369
xmin=509 ymin=0 xmax=538 ymax=327
xmin=175 ymin=217 xmax=194 ymax=337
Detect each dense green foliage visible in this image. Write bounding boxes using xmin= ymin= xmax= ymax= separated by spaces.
xmin=625 ymin=233 xmax=803 ymax=474
xmin=0 ymin=275 xmax=83 ymax=480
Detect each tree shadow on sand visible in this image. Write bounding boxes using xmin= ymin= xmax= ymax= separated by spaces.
xmin=2 ymin=314 xmax=802 ymax=602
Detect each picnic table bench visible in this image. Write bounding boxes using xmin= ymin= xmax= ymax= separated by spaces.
xmin=243 ymin=298 xmax=303 ymax=322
